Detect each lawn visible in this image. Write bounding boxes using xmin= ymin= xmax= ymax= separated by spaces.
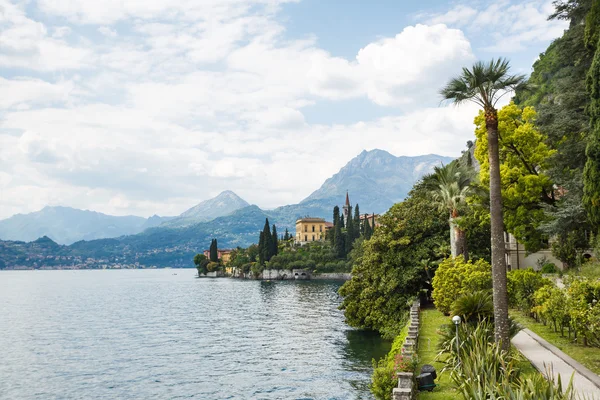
xmin=511 ymin=310 xmax=600 ymax=375
xmin=416 ymin=306 xmax=461 ymax=400
xmin=415 ymin=307 xmax=538 ymax=400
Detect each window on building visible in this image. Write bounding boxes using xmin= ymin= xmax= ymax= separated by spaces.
xmin=312 ymin=225 xmax=315 ymax=232
xmin=304 ymin=225 xmax=307 ymax=232
xmin=304 ymin=235 xmax=308 ymax=242
xmin=312 ymin=235 xmax=315 ymax=241
xmin=320 ymin=225 xmax=323 ymax=232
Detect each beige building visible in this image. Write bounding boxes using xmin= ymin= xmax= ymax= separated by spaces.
xmin=504 ymin=233 xmax=562 ymax=270
xmin=295 ymin=217 xmax=328 ymax=244
xmin=203 ymin=249 xmax=233 ymax=264
xmin=359 ymin=213 xmax=380 ymax=228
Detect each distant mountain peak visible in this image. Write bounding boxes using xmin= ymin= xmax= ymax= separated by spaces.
xmin=164 ymin=190 xmax=250 ymax=228
xmin=300 ymin=150 xmax=454 ymax=211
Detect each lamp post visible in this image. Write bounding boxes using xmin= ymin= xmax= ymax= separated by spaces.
xmin=452 ymin=315 xmax=461 ymax=361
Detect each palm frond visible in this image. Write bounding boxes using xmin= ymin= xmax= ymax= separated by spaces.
xmin=440 ymin=57 xmax=526 ymax=110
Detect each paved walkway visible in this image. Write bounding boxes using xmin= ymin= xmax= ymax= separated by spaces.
xmin=512 ymin=329 xmax=600 ymax=398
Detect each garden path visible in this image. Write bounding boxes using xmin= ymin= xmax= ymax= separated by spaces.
xmin=512 ymin=329 xmax=600 ymax=398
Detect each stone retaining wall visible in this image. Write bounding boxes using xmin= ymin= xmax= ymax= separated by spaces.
xmin=393 ymin=300 xmax=420 ymax=400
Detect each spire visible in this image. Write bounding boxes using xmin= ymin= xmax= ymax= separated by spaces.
xmin=345 ymin=191 xmax=350 ymax=207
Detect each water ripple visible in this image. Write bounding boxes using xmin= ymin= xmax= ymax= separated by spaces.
xmin=0 ymin=270 xmax=389 ymax=400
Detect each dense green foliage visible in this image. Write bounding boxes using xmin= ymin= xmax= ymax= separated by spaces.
xmin=515 ymin=273 xmax=600 ymax=348
xmin=584 ymin=23 xmax=600 ymax=230
xmin=474 ymin=103 xmax=555 ymax=252
xmin=514 ymin=0 xmax=597 ymax=256
xmin=193 ymin=253 xmax=209 ymax=275
xmin=339 ymin=181 xmax=449 ymax=337
xmin=431 ymin=256 xmax=492 ymax=315
xmin=266 ymin=241 xmax=352 ymax=273
xmin=370 ymin=322 xmax=411 ymax=400
xmin=507 ymin=269 xmax=551 ymax=313
xmin=426 ymin=162 xmax=476 ymax=258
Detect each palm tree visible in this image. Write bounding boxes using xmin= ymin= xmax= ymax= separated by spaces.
xmin=440 ymin=58 xmax=526 ymax=350
xmin=428 ymin=162 xmax=475 ymax=260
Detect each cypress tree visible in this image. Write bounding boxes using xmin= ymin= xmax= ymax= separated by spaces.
xmin=584 ymin=35 xmax=600 ymax=230
xmin=283 ymin=228 xmax=290 ymax=241
xmin=345 ymin=206 xmax=354 ymax=255
xmin=258 ymin=231 xmax=265 ymax=265
xmin=340 ymin=214 xmax=345 ymax=229
xmin=354 ymin=204 xmax=360 ymax=231
xmin=334 ymin=220 xmax=345 ymax=258
xmin=209 ymin=239 xmax=218 ymax=262
xmin=271 ymin=225 xmax=278 ymax=256
xmin=331 ymin=206 xmax=340 ymax=245
xmin=262 ymin=218 xmax=273 ymax=261
xmin=364 ymin=216 xmax=372 ymax=240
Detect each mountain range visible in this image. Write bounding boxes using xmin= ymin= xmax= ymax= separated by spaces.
xmin=0 ymin=149 xmax=453 ymax=269
xmin=0 ymin=206 xmax=173 ymax=245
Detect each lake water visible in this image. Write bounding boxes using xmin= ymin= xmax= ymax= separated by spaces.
xmin=0 ymin=270 xmax=389 ymax=399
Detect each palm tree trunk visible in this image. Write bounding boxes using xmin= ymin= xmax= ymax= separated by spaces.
xmin=455 ymin=226 xmax=468 ymax=260
xmin=449 ymin=214 xmax=457 ymax=258
xmin=486 ymin=107 xmax=510 ymax=350
xmin=450 ymin=213 xmax=468 ymax=260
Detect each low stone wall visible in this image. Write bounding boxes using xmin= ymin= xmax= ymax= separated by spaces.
xmin=230 ymin=269 xmax=351 ymax=281
xmin=312 ymin=273 xmax=351 ymax=280
xmin=393 ymin=300 xmax=420 ymax=400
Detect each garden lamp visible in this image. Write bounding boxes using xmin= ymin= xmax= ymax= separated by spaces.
xmin=452 ymin=315 xmax=461 ymax=360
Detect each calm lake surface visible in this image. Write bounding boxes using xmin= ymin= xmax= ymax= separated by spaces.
xmin=0 ymin=270 xmax=389 ymax=399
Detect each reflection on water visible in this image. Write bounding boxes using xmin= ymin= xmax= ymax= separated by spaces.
xmin=0 ymin=270 xmax=389 ymax=400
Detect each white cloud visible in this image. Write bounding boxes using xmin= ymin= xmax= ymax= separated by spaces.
xmin=421 ymin=0 xmax=568 ymax=53
xmin=0 ymin=0 xmax=93 ymax=70
xmin=98 ymin=26 xmax=117 ymax=37
xmin=425 ymin=5 xmax=478 ymax=26
xmin=0 ymin=0 xmax=560 ymax=219
xmin=356 ymin=24 xmax=474 ymax=106
xmin=0 ymin=77 xmax=74 ymax=109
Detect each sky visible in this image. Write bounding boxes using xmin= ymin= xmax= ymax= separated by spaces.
xmin=0 ymin=0 xmax=568 ymax=219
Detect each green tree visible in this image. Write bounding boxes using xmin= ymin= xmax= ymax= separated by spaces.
xmin=271 ymin=224 xmax=279 ymax=256
xmin=515 ymin=0 xmax=597 ymax=256
xmin=339 ymin=181 xmax=448 ymax=337
xmin=354 ymin=203 xmax=360 ymax=232
xmin=260 ymin=218 xmax=274 ymax=263
xmin=209 ymin=239 xmax=218 ymax=262
xmin=474 ymin=103 xmax=556 ymax=251
xmin=345 ymin=205 xmax=355 ymax=255
xmin=283 ymin=228 xmax=290 ymax=242
xmin=363 ymin=215 xmax=373 ymax=240
xmin=441 ymin=58 xmax=527 ymax=349
xmin=426 ymin=162 xmax=475 ymax=259
xmin=334 ymin=218 xmax=345 ymax=258
xmin=584 ymin=32 xmax=600 ymax=230
xmin=331 ymin=206 xmax=340 ymax=245
xmin=247 ymin=243 xmax=259 ymax=263
xmin=340 ymin=214 xmax=345 ymax=229
xmin=258 ymin=231 xmax=265 ymax=265
xmin=193 ymin=253 xmax=209 ymax=276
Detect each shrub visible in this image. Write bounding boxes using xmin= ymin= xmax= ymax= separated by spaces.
xmin=507 ymin=269 xmax=551 ymax=313
xmin=567 ymin=278 xmax=600 ymax=346
xmin=451 ymin=291 xmax=493 ymax=324
xmin=541 ymin=263 xmax=558 ymax=274
xmin=370 ymin=321 xmax=410 ymax=400
xmin=440 ymin=320 xmax=580 ymax=400
xmin=206 ymin=261 xmax=220 ymax=272
xmin=432 ymin=256 xmax=492 ymax=315
xmin=370 ymin=357 xmax=397 ymax=400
